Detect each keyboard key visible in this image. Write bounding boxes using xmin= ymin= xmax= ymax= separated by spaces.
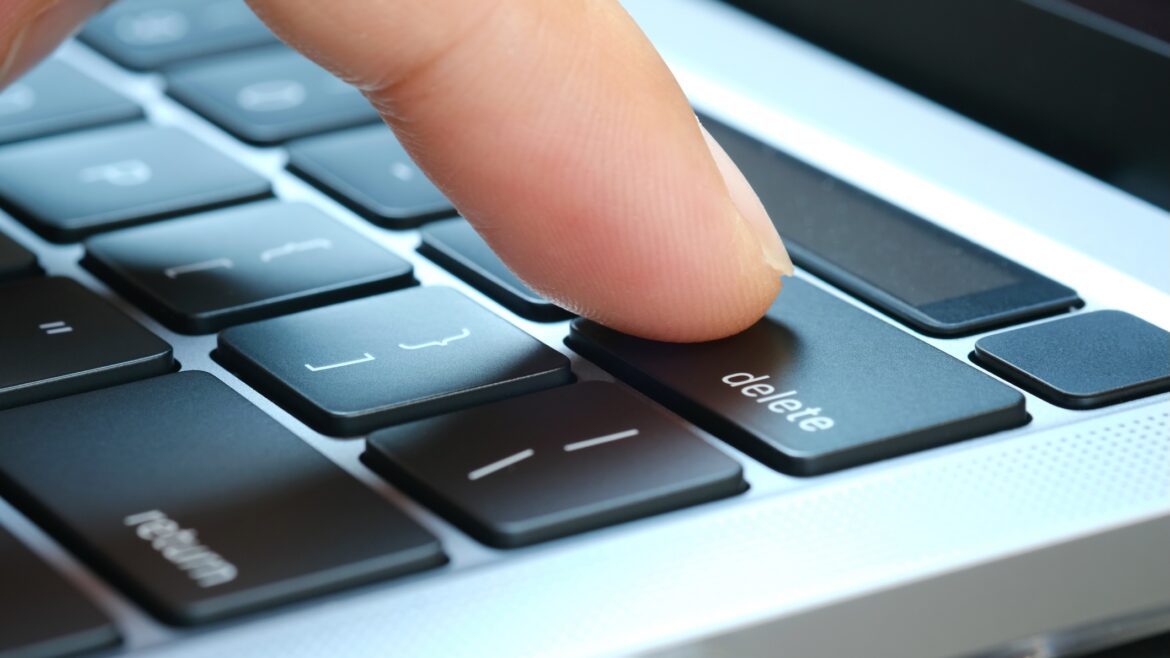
xmin=0 ymin=524 xmax=120 ymax=658
xmin=419 ymin=218 xmax=571 ymax=321
xmin=288 ymin=124 xmax=455 ymax=227
xmin=81 ymin=0 xmax=278 ymax=71
xmin=700 ymin=115 xmax=1081 ymax=336
xmin=567 ymin=277 xmax=1027 ymax=476
xmin=84 ymin=201 xmax=415 ymax=333
xmin=0 ymin=372 xmax=446 ymax=625
xmin=0 ymin=61 xmax=142 ymax=145
xmin=972 ymin=311 xmax=1170 ymax=409
xmin=0 ymin=123 xmax=271 ymax=242
xmin=365 ymin=382 xmax=745 ymax=548
xmin=217 ymin=287 xmax=572 ymax=436
xmin=168 ymin=48 xmax=380 ymax=145
xmin=0 ymin=230 xmax=39 ymax=281
xmin=0 ymin=277 xmax=173 ymax=411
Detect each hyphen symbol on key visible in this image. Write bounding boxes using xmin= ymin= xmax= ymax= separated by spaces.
xmin=38 ymin=321 xmax=73 ymax=335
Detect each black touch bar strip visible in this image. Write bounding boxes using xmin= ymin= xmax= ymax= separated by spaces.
xmin=700 ymin=114 xmax=1082 ymax=337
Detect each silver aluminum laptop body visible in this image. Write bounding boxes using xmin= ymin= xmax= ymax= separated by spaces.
xmin=0 ymin=1 xmax=1166 ymax=656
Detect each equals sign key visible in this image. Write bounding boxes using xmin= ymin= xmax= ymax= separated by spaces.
xmin=39 ymin=320 xmax=74 ymax=335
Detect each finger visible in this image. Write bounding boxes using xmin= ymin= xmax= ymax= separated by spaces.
xmin=247 ymin=0 xmax=792 ymax=342
xmin=0 ymin=0 xmax=110 ymax=88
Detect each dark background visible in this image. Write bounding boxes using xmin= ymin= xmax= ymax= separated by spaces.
xmin=726 ymin=0 xmax=1170 ymax=211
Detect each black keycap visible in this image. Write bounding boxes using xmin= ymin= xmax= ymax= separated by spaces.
xmin=0 ymin=123 xmax=270 ymax=242
xmin=217 ymin=287 xmax=572 ymax=435
xmin=365 ymin=382 xmax=745 ymax=548
xmin=80 ymin=0 xmax=277 ymax=71
xmin=288 ymin=124 xmax=455 ymax=227
xmin=701 ymin=115 xmax=1081 ymax=336
xmin=168 ymin=48 xmax=380 ymax=145
xmin=84 ymin=201 xmax=415 ymax=333
xmin=0 ymin=372 xmax=446 ymax=625
xmin=0 ymin=277 xmax=173 ymax=411
xmin=419 ymin=218 xmax=571 ymax=321
xmin=0 ymin=230 xmax=39 ymax=281
xmin=0 ymin=524 xmax=120 ymax=658
xmin=0 ymin=60 xmax=142 ymax=145
xmin=972 ymin=311 xmax=1170 ymax=409
xmin=566 ymin=277 xmax=1027 ymax=476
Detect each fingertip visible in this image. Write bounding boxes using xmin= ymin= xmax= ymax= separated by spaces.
xmin=245 ymin=0 xmax=785 ymax=343
xmin=591 ymin=275 xmax=782 ymax=343
xmin=534 ymin=202 xmax=784 ymax=343
xmin=0 ymin=0 xmax=110 ymax=88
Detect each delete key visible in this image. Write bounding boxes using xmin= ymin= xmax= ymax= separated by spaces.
xmin=567 ymin=278 xmax=1027 ymax=476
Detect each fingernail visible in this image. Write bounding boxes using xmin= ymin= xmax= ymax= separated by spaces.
xmin=699 ymin=122 xmax=794 ymax=277
xmin=1 ymin=0 xmax=108 ymax=88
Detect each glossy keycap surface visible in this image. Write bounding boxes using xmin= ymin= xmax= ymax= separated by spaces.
xmin=0 ymin=524 xmax=120 ymax=658
xmin=0 ymin=372 xmax=446 ymax=625
xmin=367 ymin=382 xmax=746 ymax=547
xmin=419 ymin=218 xmax=571 ymax=321
xmin=168 ymin=48 xmax=380 ymax=144
xmin=0 ymin=61 xmax=141 ymax=145
xmin=0 ymin=230 xmax=38 ymax=281
xmin=288 ymin=124 xmax=455 ymax=227
xmin=217 ymin=287 xmax=573 ymax=435
xmin=0 ymin=123 xmax=270 ymax=242
xmin=81 ymin=0 xmax=278 ymax=70
xmin=973 ymin=311 xmax=1170 ymax=409
xmin=568 ymin=278 xmax=1028 ymax=475
xmin=0 ymin=277 xmax=173 ymax=410
xmin=84 ymin=201 xmax=415 ymax=333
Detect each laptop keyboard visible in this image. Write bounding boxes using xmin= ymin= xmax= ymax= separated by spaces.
xmin=1 ymin=2 xmax=1167 ymax=656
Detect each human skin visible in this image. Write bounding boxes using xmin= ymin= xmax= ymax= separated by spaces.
xmin=1 ymin=0 xmax=792 ymax=342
